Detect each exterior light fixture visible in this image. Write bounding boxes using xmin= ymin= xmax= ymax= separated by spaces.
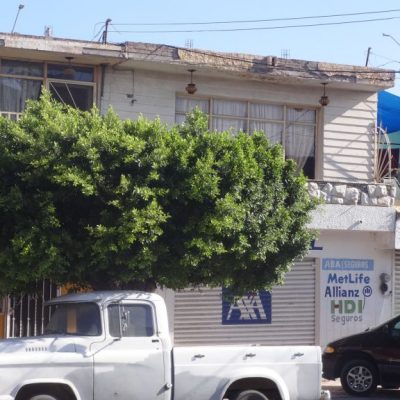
xmin=319 ymin=83 xmax=329 ymax=107
xmin=185 ymin=69 xmax=197 ymax=95
xmin=64 ymin=56 xmax=75 ymax=79
xmin=382 ymin=33 xmax=400 ymax=47
xmin=11 ymin=4 xmax=24 ymax=34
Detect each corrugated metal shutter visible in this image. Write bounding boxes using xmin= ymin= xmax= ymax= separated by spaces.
xmin=394 ymin=251 xmax=400 ymax=315
xmin=174 ymin=259 xmax=316 ymax=346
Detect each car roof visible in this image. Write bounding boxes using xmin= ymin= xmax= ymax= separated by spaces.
xmin=46 ymin=290 xmax=163 ymax=305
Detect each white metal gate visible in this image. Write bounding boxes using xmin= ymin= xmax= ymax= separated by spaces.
xmin=6 ymin=280 xmax=59 ymax=338
xmin=394 ymin=250 xmax=400 ymax=316
xmin=174 ymin=259 xmax=316 ymax=345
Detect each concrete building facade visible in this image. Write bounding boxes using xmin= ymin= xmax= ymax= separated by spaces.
xmin=0 ymin=32 xmax=398 ymax=346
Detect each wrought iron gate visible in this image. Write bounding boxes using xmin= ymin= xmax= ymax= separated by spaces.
xmin=7 ymin=281 xmax=59 ymax=338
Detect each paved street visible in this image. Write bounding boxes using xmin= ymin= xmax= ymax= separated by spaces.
xmin=322 ymin=380 xmax=400 ymax=400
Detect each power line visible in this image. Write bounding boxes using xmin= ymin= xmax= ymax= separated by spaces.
xmin=92 ymin=23 xmax=105 ymax=42
xmin=111 ymin=16 xmax=400 ymax=34
xmin=112 ymin=8 xmax=400 ymax=26
xmin=369 ymin=51 xmax=400 ymax=68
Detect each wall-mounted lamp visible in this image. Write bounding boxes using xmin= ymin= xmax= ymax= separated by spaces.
xmin=63 ymin=56 xmax=75 ymax=79
xmin=319 ymin=83 xmax=329 ymax=107
xmin=185 ymin=69 xmax=197 ymax=95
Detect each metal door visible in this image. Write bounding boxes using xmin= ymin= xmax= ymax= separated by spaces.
xmin=93 ymin=301 xmax=167 ymax=400
xmin=174 ymin=259 xmax=316 ymax=345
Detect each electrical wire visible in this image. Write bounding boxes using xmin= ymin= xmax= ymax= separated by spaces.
xmin=112 ymin=8 xmax=400 ymax=26
xmin=370 ymin=51 xmax=400 ymax=64
xmin=111 ymin=16 xmax=400 ymax=34
xmin=92 ymin=23 xmax=106 ymax=42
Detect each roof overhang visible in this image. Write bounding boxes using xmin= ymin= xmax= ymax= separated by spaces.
xmin=0 ymin=32 xmax=395 ymax=92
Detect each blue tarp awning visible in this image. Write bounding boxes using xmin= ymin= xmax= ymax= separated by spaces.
xmin=378 ymin=91 xmax=400 ymax=133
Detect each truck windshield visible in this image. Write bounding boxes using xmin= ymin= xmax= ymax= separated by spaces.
xmin=43 ymin=302 xmax=101 ymax=336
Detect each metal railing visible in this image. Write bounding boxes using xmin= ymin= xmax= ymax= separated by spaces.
xmin=0 ymin=111 xmax=22 ymax=121
xmin=6 ymin=281 xmax=59 ymax=338
xmin=374 ymin=125 xmax=393 ymax=183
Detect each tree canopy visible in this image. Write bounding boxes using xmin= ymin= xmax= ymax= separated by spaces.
xmin=0 ymin=93 xmax=316 ymax=294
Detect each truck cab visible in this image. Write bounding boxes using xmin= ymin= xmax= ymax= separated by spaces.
xmin=0 ymin=291 xmax=326 ymax=400
xmin=0 ymin=291 xmax=173 ymax=400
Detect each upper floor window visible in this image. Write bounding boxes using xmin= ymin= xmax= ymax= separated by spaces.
xmin=176 ymin=96 xmax=316 ymax=179
xmin=0 ymin=58 xmax=96 ymax=120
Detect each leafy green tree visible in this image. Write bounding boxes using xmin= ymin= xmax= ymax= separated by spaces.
xmin=0 ymin=93 xmax=316 ymax=294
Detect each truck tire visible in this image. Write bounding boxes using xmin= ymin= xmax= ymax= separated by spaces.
xmin=29 ymin=397 xmax=59 ymax=400
xmin=233 ymin=390 xmax=269 ymax=400
xmin=340 ymin=359 xmax=378 ymax=396
xmin=24 ymin=389 xmax=70 ymax=400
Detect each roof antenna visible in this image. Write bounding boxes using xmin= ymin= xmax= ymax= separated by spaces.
xmin=11 ymin=4 xmax=24 ymax=34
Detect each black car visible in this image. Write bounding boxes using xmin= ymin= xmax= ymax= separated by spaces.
xmin=322 ymin=314 xmax=400 ymax=396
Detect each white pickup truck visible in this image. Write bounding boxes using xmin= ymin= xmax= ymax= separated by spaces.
xmin=0 ymin=291 xmax=327 ymax=400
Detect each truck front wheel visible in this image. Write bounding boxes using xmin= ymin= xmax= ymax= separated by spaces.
xmin=233 ymin=390 xmax=269 ymax=400
xmin=28 ymin=396 xmax=59 ymax=400
xmin=23 ymin=389 xmax=70 ymax=400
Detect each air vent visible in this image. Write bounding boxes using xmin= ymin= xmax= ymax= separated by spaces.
xmin=25 ymin=346 xmax=48 ymax=352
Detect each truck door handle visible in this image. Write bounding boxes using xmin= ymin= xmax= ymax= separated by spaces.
xmin=193 ymin=354 xmax=205 ymax=358
xmin=245 ymin=353 xmax=256 ymax=358
xmin=292 ymin=352 xmax=304 ymax=359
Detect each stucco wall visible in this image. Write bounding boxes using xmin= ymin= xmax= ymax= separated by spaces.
xmin=101 ymin=67 xmax=378 ymax=183
xmin=309 ymin=231 xmax=393 ymax=347
xmin=309 ymin=204 xmax=396 ymax=232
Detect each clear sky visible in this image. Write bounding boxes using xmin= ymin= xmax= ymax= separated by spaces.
xmin=2 ymin=0 xmax=400 ymax=94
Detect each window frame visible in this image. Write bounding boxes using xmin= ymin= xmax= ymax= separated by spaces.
xmin=43 ymin=301 xmax=103 ymax=337
xmin=106 ymin=301 xmax=157 ymax=338
xmin=175 ymin=93 xmax=321 ymax=180
xmin=0 ymin=57 xmax=98 ymax=118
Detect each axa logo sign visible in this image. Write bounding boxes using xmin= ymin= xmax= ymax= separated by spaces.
xmin=222 ymin=289 xmax=272 ymax=325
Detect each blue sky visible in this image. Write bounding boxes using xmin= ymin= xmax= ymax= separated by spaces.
xmin=2 ymin=0 xmax=400 ymax=93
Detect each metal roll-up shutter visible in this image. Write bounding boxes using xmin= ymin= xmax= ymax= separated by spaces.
xmin=394 ymin=251 xmax=400 ymax=315
xmin=174 ymin=259 xmax=316 ymax=346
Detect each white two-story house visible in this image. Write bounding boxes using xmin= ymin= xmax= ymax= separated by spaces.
xmin=0 ymin=32 xmax=397 ymax=346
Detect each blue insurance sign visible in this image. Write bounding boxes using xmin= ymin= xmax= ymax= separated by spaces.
xmin=222 ymin=289 xmax=272 ymax=325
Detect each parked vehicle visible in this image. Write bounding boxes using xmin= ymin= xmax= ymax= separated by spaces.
xmin=0 ymin=291 xmax=328 ymax=400
xmin=322 ymin=314 xmax=400 ymax=396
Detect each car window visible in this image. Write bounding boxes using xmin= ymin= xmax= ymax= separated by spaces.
xmin=108 ymin=303 xmax=155 ymax=337
xmin=391 ymin=321 xmax=400 ymax=337
xmin=44 ymin=302 xmax=102 ymax=336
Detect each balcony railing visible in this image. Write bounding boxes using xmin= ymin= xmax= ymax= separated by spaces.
xmin=0 ymin=111 xmax=21 ymax=120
